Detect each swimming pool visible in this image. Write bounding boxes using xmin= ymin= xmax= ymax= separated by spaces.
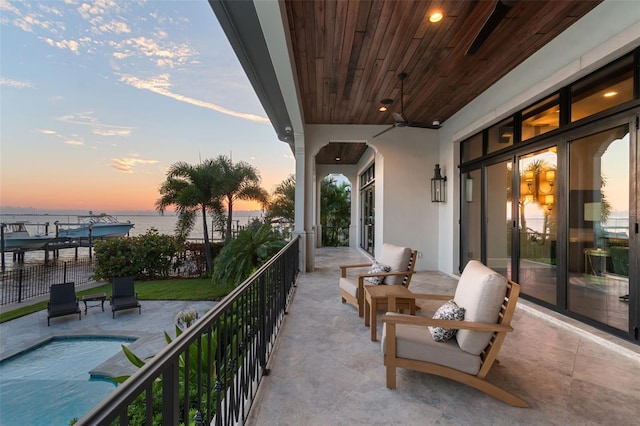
xmin=0 ymin=336 xmax=136 ymax=425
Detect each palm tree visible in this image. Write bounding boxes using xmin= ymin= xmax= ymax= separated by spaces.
xmin=320 ymin=176 xmax=351 ymax=246
xmin=156 ymin=159 xmax=223 ymax=274
xmin=266 ymin=174 xmax=295 ymax=224
xmin=214 ymin=155 xmax=269 ymax=240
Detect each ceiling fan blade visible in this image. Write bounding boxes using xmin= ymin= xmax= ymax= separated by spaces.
xmin=466 ymin=0 xmax=518 ymax=56
xmin=391 ymin=112 xmax=407 ymax=124
xmin=372 ymin=124 xmax=396 ymax=138
xmin=407 ymin=121 xmax=442 ymax=130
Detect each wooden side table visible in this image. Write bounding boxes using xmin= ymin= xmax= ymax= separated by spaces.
xmin=364 ymin=285 xmax=415 ymax=341
xmin=82 ymin=292 xmax=107 ymax=314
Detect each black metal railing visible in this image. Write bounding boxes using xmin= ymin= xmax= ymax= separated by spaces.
xmin=77 ymin=237 xmax=299 ymax=426
xmin=0 ymin=258 xmax=96 ymax=305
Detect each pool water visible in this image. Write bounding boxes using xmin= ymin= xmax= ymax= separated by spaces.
xmin=0 ymin=336 xmax=135 ymax=425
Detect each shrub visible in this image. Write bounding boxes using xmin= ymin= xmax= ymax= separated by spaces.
xmin=94 ymin=228 xmax=181 ymax=280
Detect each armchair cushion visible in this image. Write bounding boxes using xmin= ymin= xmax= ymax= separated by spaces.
xmin=382 ymin=320 xmax=482 ymax=375
xmin=429 ymin=300 xmax=465 ymax=342
xmin=365 ymin=261 xmax=391 ymax=284
xmin=339 ymin=277 xmax=358 ymax=298
xmin=378 ymin=243 xmax=412 ymax=285
xmin=453 ymin=260 xmax=508 ymax=355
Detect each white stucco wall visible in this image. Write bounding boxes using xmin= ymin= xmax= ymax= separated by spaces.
xmin=305 ymin=124 xmax=440 ymax=270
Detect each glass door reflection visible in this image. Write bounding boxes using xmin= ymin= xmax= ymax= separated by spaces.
xmin=568 ymin=125 xmax=629 ymax=332
xmin=518 ymin=148 xmax=557 ymax=304
xmin=486 ymin=160 xmax=512 ymax=279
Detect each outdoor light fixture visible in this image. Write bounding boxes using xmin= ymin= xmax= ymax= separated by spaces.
xmin=465 ymin=173 xmax=473 ymax=203
xmin=429 ymin=11 xmax=443 ymax=23
xmin=378 ymin=98 xmax=393 ymax=112
xmin=431 ymin=164 xmax=446 ymax=203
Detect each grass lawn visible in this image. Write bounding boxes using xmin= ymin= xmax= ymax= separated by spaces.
xmin=0 ymin=278 xmax=235 ymax=324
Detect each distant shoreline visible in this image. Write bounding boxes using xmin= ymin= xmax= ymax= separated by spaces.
xmin=0 ymin=210 xmax=263 ymax=217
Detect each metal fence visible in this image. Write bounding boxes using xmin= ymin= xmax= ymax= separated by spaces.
xmin=0 ymin=258 xmax=97 ymax=305
xmin=77 ymin=237 xmax=300 ymax=426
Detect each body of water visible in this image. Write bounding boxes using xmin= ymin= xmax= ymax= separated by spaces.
xmin=0 ymin=211 xmax=262 ymax=269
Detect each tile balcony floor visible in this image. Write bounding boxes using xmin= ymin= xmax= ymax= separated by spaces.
xmin=246 ymin=247 xmax=640 ymax=426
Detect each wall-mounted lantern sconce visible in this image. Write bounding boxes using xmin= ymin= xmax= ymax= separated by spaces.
xmin=431 ymin=164 xmax=447 ymax=203
xmin=465 ymin=173 xmax=473 ymax=203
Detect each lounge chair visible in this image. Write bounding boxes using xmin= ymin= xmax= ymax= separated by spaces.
xmin=381 ymin=260 xmax=529 ymax=407
xmin=339 ymin=243 xmax=417 ymax=317
xmin=110 ymin=276 xmax=141 ymax=318
xmin=47 ymin=282 xmax=81 ymax=326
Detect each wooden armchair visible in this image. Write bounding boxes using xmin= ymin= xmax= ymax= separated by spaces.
xmin=339 ymin=243 xmax=417 ymax=317
xmin=381 ymin=260 xmax=529 ymax=407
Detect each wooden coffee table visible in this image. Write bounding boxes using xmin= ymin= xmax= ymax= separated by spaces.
xmin=364 ymin=285 xmax=415 ymax=341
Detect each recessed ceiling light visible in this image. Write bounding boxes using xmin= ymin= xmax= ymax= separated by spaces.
xmin=378 ymin=98 xmax=393 ymax=112
xmin=603 ymin=91 xmax=618 ymax=98
xmin=429 ymin=11 xmax=443 ymax=23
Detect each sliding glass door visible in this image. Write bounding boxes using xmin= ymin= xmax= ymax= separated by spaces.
xmin=567 ymin=124 xmax=632 ymax=332
xmin=485 ymin=160 xmax=513 ymax=279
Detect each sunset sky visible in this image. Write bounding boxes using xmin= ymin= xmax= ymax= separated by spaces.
xmin=0 ymin=0 xmax=295 ymax=213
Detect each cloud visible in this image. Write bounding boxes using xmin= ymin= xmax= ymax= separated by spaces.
xmin=110 ymin=36 xmax=196 ymax=68
xmin=44 ymin=37 xmax=80 ymax=53
xmin=0 ymin=77 xmax=33 ymax=88
xmin=119 ymin=74 xmax=270 ymax=124
xmin=56 ymin=112 xmax=133 ymax=136
xmin=0 ymin=0 xmax=20 ymax=16
xmin=112 ymin=157 xmax=159 ymax=173
xmin=38 ymin=129 xmax=57 ymax=135
xmin=65 ymin=139 xmax=84 ymax=146
xmin=93 ymin=128 xmax=131 ymax=137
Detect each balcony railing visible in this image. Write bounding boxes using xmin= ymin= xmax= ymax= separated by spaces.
xmin=77 ymin=237 xmax=299 ymax=425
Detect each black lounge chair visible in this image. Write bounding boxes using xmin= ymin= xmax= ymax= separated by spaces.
xmin=110 ymin=276 xmax=141 ymax=318
xmin=47 ymin=282 xmax=81 ymax=326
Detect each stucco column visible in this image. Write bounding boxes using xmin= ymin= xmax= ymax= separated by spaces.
xmin=292 ymin=139 xmax=315 ymax=272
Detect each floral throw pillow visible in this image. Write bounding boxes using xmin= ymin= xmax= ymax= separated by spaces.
xmin=429 ymin=300 xmax=465 ymax=342
xmin=364 ymin=261 xmax=391 ymax=284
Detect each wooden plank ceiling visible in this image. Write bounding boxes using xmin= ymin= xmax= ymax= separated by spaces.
xmin=284 ymin=0 xmax=602 ymax=164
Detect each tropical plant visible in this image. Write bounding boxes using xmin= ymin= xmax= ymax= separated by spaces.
xmin=156 ymin=159 xmax=224 ymax=274
xmin=110 ymin=314 xmax=247 ymax=425
xmin=213 ymin=155 xmax=269 ymax=241
xmin=265 ymin=174 xmax=295 ymax=224
xmin=212 ymin=223 xmax=286 ymax=287
xmin=320 ymin=176 xmax=351 ymax=246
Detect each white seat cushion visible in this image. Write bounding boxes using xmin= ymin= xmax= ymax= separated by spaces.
xmin=454 ymin=260 xmax=508 ymax=355
xmin=378 ymin=243 xmax=412 ymax=285
xmin=381 ymin=321 xmax=482 ymax=375
xmin=339 ymin=277 xmax=358 ymax=298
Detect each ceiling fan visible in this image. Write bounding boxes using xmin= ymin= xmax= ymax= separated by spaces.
xmin=466 ymin=0 xmax=519 ymax=56
xmin=373 ymin=72 xmax=441 ymax=139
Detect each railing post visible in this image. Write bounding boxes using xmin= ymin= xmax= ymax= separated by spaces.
xmin=258 ymin=274 xmax=269 ymax=376
xmin=63 ymin=262 xmax=67 ymax=283
xmin=162 ymin=361 xmax=179 ymax=425
xmin=18 ymin=269 xmax=23 ymax=303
